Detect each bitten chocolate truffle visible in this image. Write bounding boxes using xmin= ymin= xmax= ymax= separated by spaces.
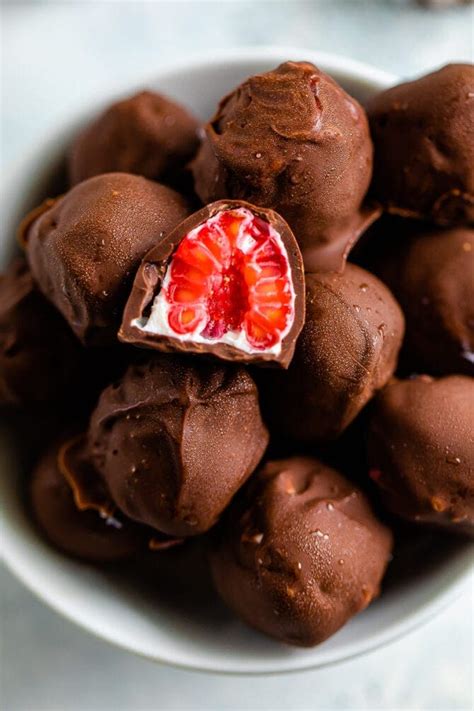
xmin=259 ymin=264 xmax=404 ymax=441
xmin=69 ymin=91 xmax=200 ymax=187
xmin=209 ymin=457 xmax=393 ymax=647
xmin=368 ymin=64 xmax=474 ymax=225
xmin=368 ymin=376 xmax=474 ymax=536
xmin=191 ymin=61 xmax=377 ymax=272
xmin=88 ymin=355 xmax=269 ymax=537
xmin=23 ymin=173 xmax=191 ymax=345
xmin=376 ymin=226 xmax=474 ymax=376
xmin=120 ymin=200 xmax=305 ymax=368
xmin=0 ymin=259 xmax=83 ymax=407
xmin=30 ymin=439 xmax=143 ymax=562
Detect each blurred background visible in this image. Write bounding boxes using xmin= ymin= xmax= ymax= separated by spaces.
xmin=1 ymin=1 xmax=473 ymax=710
xmin=2 ymin=0 xmax=474 ymax=167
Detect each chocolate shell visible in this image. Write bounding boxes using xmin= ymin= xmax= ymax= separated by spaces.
xmin=191 ymin=61 xmax=377 ymax=272
xmin=30 ymin=439 xmax=143 ymax=562
xmin=368 ymin=64 xmax=474 ymax=225
xmin=376 ymin=225 xmax=474 ymax=376
xmin=259 ymin=263 xmax=404 ymax=441
xmin=87 ymin=355 xmax=269 ymax=537
xmin=119 ymin=200 xmax=305 ymax=368
xmin=59 ymin=435 xmax=182 ymax=552
xmin=368 ymin=376 xmax=474 ymax=536
xmin=69 ymin=90 xmax=200 ymax=188
xmin=0 ymin=259 xmax=84 ymax=408
xmin=23 ymin=173 xmax=191 ymax=345
xmin=209 ymin=457 xmax=393 ymax=647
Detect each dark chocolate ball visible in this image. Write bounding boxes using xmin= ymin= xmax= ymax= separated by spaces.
xmin=368 ymin=64 xmax=474 ymax=225
xmin=192 ymin=61 xmax=376 ymax=271
xmin=23 ymin=173 xmax=191 ymax=345
xmin=88 ymin=355 xmax=269 ymax=537
xmin=259 ymin=264 xmax=404 ymax=441
xmin=209 ymin=456 xmax=393 ymax=647
xmin=368 ymin=376 xmax=474 ymax=535
xmin=376 ymin=225 xmax=474 ymax=376
xmin=30 ymin=439 xmax=143 ymax=562
xmin=69 ymin=91 xmax=200 ymax=188
xmin=0 ymin=259 xmax=84 ymax=408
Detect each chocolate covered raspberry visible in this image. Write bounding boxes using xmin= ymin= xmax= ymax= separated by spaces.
xmin=23 ymin=173 xmax=191 ymax=345
xmin=192 ymin=61 xmax=377 ymax=271
xmin=88 ymin=355 xmax=269 ymax=537
xmin=120 ymin=200 xmax=305 ymax=368
xmin=209 ymin=457 xmax=393 ymax=646
xmin=368 ymin=376 xmax=474 ymax=536
xmin=69 ymin=90 xmax=200 ymax=188
xmin=259 ymin=264 xmax=404 ymax=441
xmin=368 ymin=64 xmax=474 ymax=225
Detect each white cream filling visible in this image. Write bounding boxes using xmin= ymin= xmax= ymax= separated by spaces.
xmin=133 ymin=208 xmax=296 ymax=356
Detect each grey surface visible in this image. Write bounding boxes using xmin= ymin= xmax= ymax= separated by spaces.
xmin=1 ymin=0 xmax=474 ymax=168
xmin=1 ymin=1 xmax=474 ymax=710
xmin=1 ymin=563 xmax=473 ymax=711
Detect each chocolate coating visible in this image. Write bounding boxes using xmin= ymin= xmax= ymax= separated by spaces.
xmin=0 ymin=259 xmax=83 ymax=407
xmin=69 ymin=91 xmax=200 ymax=187
xmin=209 ymin=457 xmax=393 ymax=647
xmin=59 ymin=435 xmax=182 ymax=551
xmin=191 ymin=61 xmax=376 ymax=271
xmin=368 ymin=376 xmax=474 ymax=536
xmin=259 ymin=264 xmax=404 ymax=441
xmin=376 ymin=226 xmax=474 ymax=376
xmin=30 ymin=439 xmax=143 ymax=562
xmin=120 ymin=200 xmax=305 ymax=368
xmin=368 ymin=64 xmax=474 ymax=225
xmin=88 ymin=355 xmax=269 ymax=537
xmin=24 ymin=173 xmax=191 ymax=345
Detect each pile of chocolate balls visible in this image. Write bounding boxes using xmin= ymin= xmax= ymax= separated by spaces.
xmin=1 ymin=61 xmax=472 ymax=647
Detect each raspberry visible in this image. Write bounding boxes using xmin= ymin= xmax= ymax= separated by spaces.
xmin=155 ymin=207 xmax=295 ymax=352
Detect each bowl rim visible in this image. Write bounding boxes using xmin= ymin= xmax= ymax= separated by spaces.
xmin=2 ymin=536 xmax=472 ymax=676
xmin=1 ymin=45 xmax=472 ymax=676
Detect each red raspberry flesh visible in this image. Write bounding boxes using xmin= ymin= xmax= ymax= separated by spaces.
xmin=161 ymin=208 xmax=295 ymax=351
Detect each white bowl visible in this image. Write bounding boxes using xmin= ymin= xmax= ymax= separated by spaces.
xmin=1 ymin=47 xmax=473 ymax=675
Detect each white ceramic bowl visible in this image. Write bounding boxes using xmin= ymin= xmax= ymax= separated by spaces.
xmin=1 ymin=47 xmax=473 ymax=675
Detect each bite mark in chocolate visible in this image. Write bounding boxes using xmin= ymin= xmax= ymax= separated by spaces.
xmin=120 ymin=201 xmax=305 ymax=368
